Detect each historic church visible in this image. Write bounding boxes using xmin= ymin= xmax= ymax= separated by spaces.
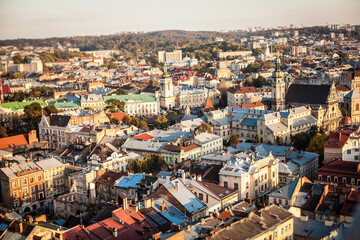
xmin=270 ymin=58 xmax=341 ymax=132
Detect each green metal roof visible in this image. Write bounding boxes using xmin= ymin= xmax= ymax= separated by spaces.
xmin=50 ymin=101 xmax=80 ymax=109
xmin=104 ymin=94 xmax=157 ymax=103
xmin=0 ymin=99 xmax=47 ymax=111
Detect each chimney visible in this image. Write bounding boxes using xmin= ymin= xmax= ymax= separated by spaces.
xmin=112 ymin=228 xmax=118 ymax=237
xmin=26 ymin=215 xmax=33 ymax=224
xmin=18 ymin=221 xmax=23 ymax=233
xmin=144 ymin=198 xmax=152 ymax=208
xmin=200 ymin=218 xmax=205 ymax=223
xmin=122 ymin=197 xmax=128 ymax=210
xmin=175 ymin=181 xmax=180 ymax=192
xmin=300 ymin=215 xmax=308 ymax=222
xmin=160 ymin=202 xmax=166 ymax=212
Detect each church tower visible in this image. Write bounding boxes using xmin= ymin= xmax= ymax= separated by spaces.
xmin=159 ymin=63 xmax=176 ymax=109
xmin=271 ymin=57 xmax=286 ymax=111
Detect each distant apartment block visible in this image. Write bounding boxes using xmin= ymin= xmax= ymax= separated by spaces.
xmin=158 ymin=50 xmax=182 ymax=63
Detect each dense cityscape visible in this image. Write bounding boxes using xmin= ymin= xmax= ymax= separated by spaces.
xmin=0 ymin=11 xmax=360 ymax=240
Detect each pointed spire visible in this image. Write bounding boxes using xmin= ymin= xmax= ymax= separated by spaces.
xmin=204 ymin=96 xmax=215 ymax=112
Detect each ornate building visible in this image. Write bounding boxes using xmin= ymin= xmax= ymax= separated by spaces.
xmin=271 ymin=58 xmax=286 ymax=111
xmin=285 ymin=82 xmax=341 ymax=132
xmin=159 ymin=63 xmax=176 ymax=109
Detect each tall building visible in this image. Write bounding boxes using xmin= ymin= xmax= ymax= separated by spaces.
xmin=158 ymin=50 xmax=182 ymax=63
xmin=159 ymin=64 xmax=176 ymax=109
xmin=271 ymin=57 xmax=286 ymax=111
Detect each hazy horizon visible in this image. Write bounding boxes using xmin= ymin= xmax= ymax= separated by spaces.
xmin=0 ymin=0 xmax=359 ymax=40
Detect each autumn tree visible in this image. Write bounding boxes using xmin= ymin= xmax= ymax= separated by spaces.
xmin=229 ymin=134 xmax=240 ymax=146
xmin=196 ymin=123 xmax=212 ymax=133
xmin=104 ymin=99 xmax=125 ymax=112
xmin=155 ymin=115 xmax=168 ymax=129
xmin=0 ymin=126 xmax=8 ymax=138
xmin=43 ymin=105 xmax=59 ymax=116
xmin=139 ymin=120 xmax=149 ymax=130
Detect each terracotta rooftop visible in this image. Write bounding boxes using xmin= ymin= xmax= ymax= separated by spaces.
xmin=204 ymin=96 xmax=215 ymax=112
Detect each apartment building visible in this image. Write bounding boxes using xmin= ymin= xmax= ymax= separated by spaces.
xmin=219 ymin=151 xmax=279 ymax=201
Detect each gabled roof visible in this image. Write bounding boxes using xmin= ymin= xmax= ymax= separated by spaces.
xmin=285 ymin=84 xmax=331 ymax=104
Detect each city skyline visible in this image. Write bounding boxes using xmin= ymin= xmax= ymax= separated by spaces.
xmin=0 ymin=0 xmax=359 ymax=40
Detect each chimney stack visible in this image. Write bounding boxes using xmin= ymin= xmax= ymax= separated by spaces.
xmin=175 ymin=181 xmax=180 ymax=192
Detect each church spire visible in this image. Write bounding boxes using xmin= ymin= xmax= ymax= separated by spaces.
xmin=204 ymin=95 xmax=215 ymax=112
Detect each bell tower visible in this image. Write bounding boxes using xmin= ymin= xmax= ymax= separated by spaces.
xmin=159 ymin=63 xmax=175 ymax=109
xmin=271 ymin=57 xmax=286 ymax=111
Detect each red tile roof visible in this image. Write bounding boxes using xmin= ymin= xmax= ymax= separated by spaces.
xmin=63 ymin=206 xmax=158 ymax=240
xmin=131 ymin=133 xmax=154 ymax=140
xmin=231 ymin=101 xmax=264 ymax=109
xmin=0 ymin=134 xmax=29 ymax=150
xmin=228 ymin=87 xmax=257 ymax=94
xmin=107 ymin=112 xmax=128 ymax=122
xmin=324 ymin=131 xmax=351 ymax=148
xmin=340 ymin=191 xmax=360 ymax=216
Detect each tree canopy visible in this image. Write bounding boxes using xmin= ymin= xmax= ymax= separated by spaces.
xmin=196 ymin=123 xmax=212 ymax=133
xmin=127 ymin=154 xmax=167 ymax=173
xmin=155 ymin=115 xmax=168 ymax=129
xmin=104 ymin=99 xmax=125 ymax=113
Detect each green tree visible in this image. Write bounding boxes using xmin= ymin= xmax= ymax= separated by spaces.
xmin=13 ymin=53 xmax=26 ymax=64
xmin=196 ymin=123 xmax=212 ymax=133
xmin=43 ymin=105 xmax=59 ymax=116
xmin=127 ymin=154 xmax=167 ymax=173
xmin=110 ymin=118 xmax=119 ymax=124
xmin=255 ymin=133 xmax=260 ymax=143
xmin=252 ymin=48 xmax=264 ymax=56
xmin=130 ymin=117 xmax=140 ymax=127
xmin=340 ymin=107 xmax=350 ymax=117
xmin=155 ymin=115 xmax=168 ymax=129
xmin=24 ymin=102 xmax=43 ymax=127
xmin=123 ymin=115 xmax=131 ymax=125
xmin=139 ymin=120 xmax=149 ymax=130
xmin=306 ymin=133 xmax=328 ymax=166
xmin=113 ymin=88 xmax=128 ymax=95
xmin=0 ymin=126 xmax=8 ymax=138
xmin=229 ymin=134 xmax=240 ymax=146
xmin=291 ymin=132 xmax=311 ymax=150
xmin=104 ymin=99 xmax=125 ymax=112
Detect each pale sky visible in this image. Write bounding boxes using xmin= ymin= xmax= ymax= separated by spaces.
xmin=0 ymin=0 xmax=359 ymax=40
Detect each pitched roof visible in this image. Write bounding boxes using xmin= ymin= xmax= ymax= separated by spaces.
xmin=204 ymin=96 xmax=215 ymax=112
xmin=285 ymin=84 xmax=331 ymax=104
xmin=106 ymin=112 xmax=128 ymax=121
xmin=130 ymin=133 xmax=154 ymax=140
xmin=228 ymin=86 xmax=257 ymax=94
xmin=344 ymin=89 xmax=360 ymax=99
xmin=0 ymin=134 xmax=29 ymax=150
xmin=47 ymin=115 xmax=72 ymax=127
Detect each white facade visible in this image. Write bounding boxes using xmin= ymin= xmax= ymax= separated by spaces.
xmin=219 ymin=151 xmax=279 ymax=200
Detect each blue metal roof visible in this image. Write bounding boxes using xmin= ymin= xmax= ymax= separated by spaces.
xmin=115 ymin=174 xmax=143 ymax=189
xmin=240 ymin=117 xmax=258 ymax=127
